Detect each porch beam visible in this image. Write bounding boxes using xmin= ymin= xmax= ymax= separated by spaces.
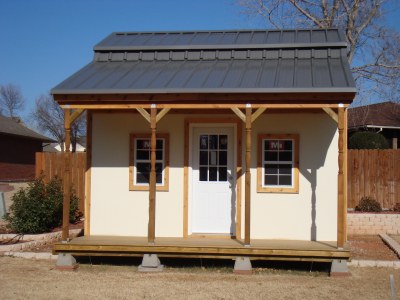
xmin=61 ymin=103 xmax=350 ymax=110
xmin=148 ymin=105 xmax=157 ymax=244
xmin=231 ymin=107 xmax=246 ymax=122
xmin=244 ymin=105 xmax=252 ymax=246
xmin=70 ymin=109 xmax=85 ymax=124
xmin=322 ymin=107 xmax=338 ymax=123
xmin=62 ymin=109 xmax=72 ymax=241
xmin=337 ymin=106 xmax=345 ymax=248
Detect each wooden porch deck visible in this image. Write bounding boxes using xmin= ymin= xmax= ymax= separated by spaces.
xmin=53 ymin=236 xmax=350 ymax=262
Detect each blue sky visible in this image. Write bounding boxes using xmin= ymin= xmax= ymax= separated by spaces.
xmin=0 ymin=0 xmax=250 ymax=119
xmin=0 ymin=0 xmax=399 ymax=120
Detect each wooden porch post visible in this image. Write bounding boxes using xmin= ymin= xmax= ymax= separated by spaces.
xmin=148 ymin=105 xmax=157 ymax=244
xmin=244 ymin=105 xmax=252 ymax=246
xmin=337 ymin=106 xmax=345 ymax=248
xmin=62 ymin=109 xmax=71 ymax=241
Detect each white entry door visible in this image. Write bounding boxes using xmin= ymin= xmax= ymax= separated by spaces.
xmin=190 ymin=126 xmax=236 ymax=235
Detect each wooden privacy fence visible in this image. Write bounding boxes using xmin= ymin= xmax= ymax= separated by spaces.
xmin=348 ymin=150 xmax=400 ymax=209
xmin=35 ymin=152 xmax=86 ymax=213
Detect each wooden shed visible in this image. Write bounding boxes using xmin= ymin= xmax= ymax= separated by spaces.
xmin=51 ymin=29 xmax=356 ymax=268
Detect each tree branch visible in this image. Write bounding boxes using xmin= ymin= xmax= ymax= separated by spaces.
xmin=289 ymin=0 xmax=325 ymax=27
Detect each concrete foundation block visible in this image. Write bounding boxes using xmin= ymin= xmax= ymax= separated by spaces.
xmin=138 ymin=254 xmax=164 ymax=272
xmin=330 ymin=259 xmax=350 ymax=277
xmin=234 ymin=257 xmax=252 ymax=275
xmin=56 ymin=253 xmax=79 ymax=271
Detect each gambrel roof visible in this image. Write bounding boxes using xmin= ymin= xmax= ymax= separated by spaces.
xmin=52 ymin=29 xmax=356 ymax=99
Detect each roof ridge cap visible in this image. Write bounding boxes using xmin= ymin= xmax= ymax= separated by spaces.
xmin=110 ymin=28 xmax=341 ymax=35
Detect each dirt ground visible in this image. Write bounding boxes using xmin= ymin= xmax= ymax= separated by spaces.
xmin=0 ymin=256 xmax=399 ymax=300
xmin=392 ymin=235 xmax=400 ymax=244
xmin=347 ymin=235 xmax=400 ymax=261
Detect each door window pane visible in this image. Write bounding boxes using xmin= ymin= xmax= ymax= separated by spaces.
xmin=209 ymin=167 xmax=218 ymax=181
xmin=198 ymin=134 xmax=230 ymax=182
xmin=209 ymin=135 xmax=218 ymax=149
xmin=209 ymin=151 xmax=217 ymax=165
xmin=200 ymin=135 xmax=208 ymax=149
xmin=199 ymin=167 xmax=208 ymax=181
xmin=219 ymin=135 xmax=228 ymax=149
xmin=219 ymin=167 xmax=227 ymax=181
xmin=200 ymin=151 xmax=208 ymax=165
xmin=219 ymin=151 xmax=227 ymax=165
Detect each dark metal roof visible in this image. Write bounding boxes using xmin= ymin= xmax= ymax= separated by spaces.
xmin=52 ymin=29 xmax=356 ymax=97
xmin=0 ymin=115 xmax=54 ymax=142
xmin=94 ymin=29 xmax=347 ymax=51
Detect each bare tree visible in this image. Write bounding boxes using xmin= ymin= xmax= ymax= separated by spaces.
xmin=31 ymin=94 xmax=86 ymax=152
xmin=0 ymin=83 xmax=24 ymax=117
xmin=237 ymin=0 xmax=400 ymax=105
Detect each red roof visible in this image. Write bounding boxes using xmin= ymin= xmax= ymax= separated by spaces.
xmin=348 ymin=102 xmax=400 ymax=129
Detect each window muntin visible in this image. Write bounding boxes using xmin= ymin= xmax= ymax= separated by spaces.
xmin=129 ymin=133 xmax=169 ymax=191
xmin=263 ymin=139 xmax=294 ymax=187
xmin=135 ymin=138 xmax=164 ymax=185
xmin=257 ymin=134 xmax=299 ymax=193
xmin=199 ymin=134 xmax=228 ymax=182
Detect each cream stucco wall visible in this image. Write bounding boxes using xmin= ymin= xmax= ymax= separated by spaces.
xmin=91 ymin=113 xmax=185 ymax=237
xmin=246 ymin=113 xmax=338 ymax=241
xmin=90 ymin=112 xmax=338 ymax=241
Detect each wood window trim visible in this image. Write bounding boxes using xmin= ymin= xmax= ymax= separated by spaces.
xmin=257 ymin=134 xmax=299 ymax=194
xmin=129 ymin=133 xmax=169 ymax=191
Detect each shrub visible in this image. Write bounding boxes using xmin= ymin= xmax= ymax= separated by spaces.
xmin=393 ymin=203 xmax=400 ymax=212
xmin=355 ymin=196 xmax=382 ymax=212
xmin=4 ymin=176 xmax=79 ymax=234
xmin=348 ymin=131 xmax=389 ymax=149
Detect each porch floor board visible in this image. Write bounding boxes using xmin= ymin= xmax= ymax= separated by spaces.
xmin=53 ymin=236 xmax=349 ymax=262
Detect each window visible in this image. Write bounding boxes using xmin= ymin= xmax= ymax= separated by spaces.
xmin=199 ymin=134 xmax=228 ymax=182
xmin=129 ymin=133 xmax=169 ymax=191
xmin=257 ymin=134 xmax=299 ymax=193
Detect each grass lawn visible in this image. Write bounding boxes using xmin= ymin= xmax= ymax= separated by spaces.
xmin=1 ymin=256 xmax=399 ymax=299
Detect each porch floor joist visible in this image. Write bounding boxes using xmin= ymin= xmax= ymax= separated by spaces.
xmin=53 ymin=236 xmax=349 ymax=262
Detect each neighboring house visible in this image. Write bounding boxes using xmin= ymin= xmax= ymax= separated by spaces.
xmin=348 ymin=101 xmax=400 ymax=149
xmin=43 ymin=136 xmax=87 ymax=152
xmin=0 ymin=115 xmax=53 ymax=181
xmin=51 ymin=29 xmax=356 ymax=271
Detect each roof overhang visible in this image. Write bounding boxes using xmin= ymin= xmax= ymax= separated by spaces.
xmin=53 ymin=90 xmax=356 ymax=107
